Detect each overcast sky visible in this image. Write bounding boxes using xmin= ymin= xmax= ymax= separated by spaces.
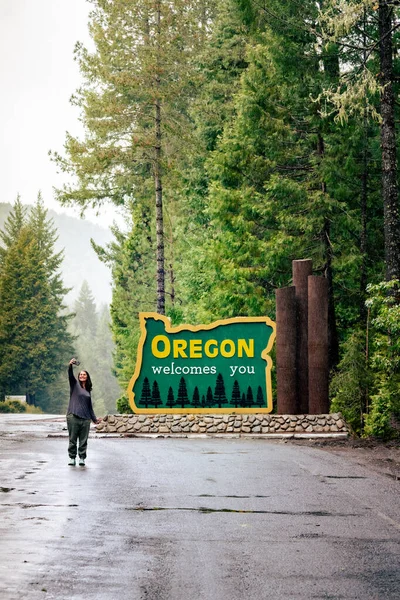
xmin=0 ymin=0 xmax=121 ymax=227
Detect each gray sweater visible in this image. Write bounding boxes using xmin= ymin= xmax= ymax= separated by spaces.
xmin=66 ymin=365 xmax=97 ymax=423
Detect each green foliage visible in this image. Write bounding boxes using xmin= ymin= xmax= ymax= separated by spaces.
xmin=0 ymin=196 xmax=74 ymax=408
xmin=69 ymin=284 xmax=121 ymax=414
xmin=330 ymin=330 xmax=370 ymax=434
xmin=116 ymin=394 xmax=133 ymax=415
xmin=0 ymin=400 xmax=26 ymax=413
xmin=364 ymin=385 xmax=397 ymax=440
xmin=0 ymin=400 xmax=42 ymax=414
xmin=363 ymin=281 xmax=400 ymax=439
xmin=44 ymin=0 xmax=400 ymax=440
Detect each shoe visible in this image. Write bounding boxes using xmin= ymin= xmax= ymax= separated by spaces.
xmin=68 ymin=457 xmax=76 ymax=466
xmin=79 ymin=458 xmax=85 ymax=466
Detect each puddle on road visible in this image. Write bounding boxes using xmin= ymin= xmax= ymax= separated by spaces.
xmin=324 ymin=475 xmax=367 ymax=479
xmin=195 ymin=494 xmax=270 ymax=499
xmin=126 ymin=506 xmax=359 ymax=517
xmin=0 ymin=503 xmax=79 ymax=508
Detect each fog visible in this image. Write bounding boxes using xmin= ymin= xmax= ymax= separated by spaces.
xmin=0 ymin=0 xmax=122 ymax=228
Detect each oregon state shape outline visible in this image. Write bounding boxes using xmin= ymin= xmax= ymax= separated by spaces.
xmin=128 ymin=312 xmax=276 ymax=414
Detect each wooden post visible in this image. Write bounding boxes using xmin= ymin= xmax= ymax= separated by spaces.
xmin=276 ymin=287 xmax=297 ymax=414
xmin=308 ymin=276 xmax=329 ymax=414
xmin=292 ymin=259 xmax=313 ymax=413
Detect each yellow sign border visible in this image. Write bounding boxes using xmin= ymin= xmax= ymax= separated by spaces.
xmin=128 ymin=312 xmax=276 ymax=414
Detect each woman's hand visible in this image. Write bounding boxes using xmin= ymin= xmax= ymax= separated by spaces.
xmin=69 ymin=358 xmax=77 ymax=365
xmin=95 ymin=417 xmax=103 ymax=424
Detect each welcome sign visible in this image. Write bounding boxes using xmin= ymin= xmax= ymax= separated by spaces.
xmin=128 ymin=313 xmax=276 ymax=414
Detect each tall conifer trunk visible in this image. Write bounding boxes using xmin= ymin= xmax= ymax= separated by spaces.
xmin=155 ymin=100 xmax=165 ymax=315
xmin=155 ymin=1 xmax=165 ymax=315
xmin=319 ymin=39 xmax=340 ymax=369
xmin=360 ymin=8 xmax=369 ymax=321
xmin=379 ymin=0 xmax=400 ymax=282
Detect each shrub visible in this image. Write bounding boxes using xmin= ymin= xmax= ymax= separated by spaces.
xmin=363 ymin=280 xmax=400 ymax=440
xmin=0 ymin=400 xmax=26 ymax=413
xmin=330 ymin=329 xmax=370 ymax=435
xmin=116 ymin=394 xmax=133 ymax=414
xmin=8 ymin=400 xmax=27 ymax=413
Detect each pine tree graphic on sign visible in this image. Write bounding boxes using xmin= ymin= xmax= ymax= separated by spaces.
xmin=214 ymin=373 xmax=227 ymax=408
xmin=206 ymin=386 xmax=214 ymax=408
xmin=192 ymin=386 xmax=200 ymax=408
xmin=256 ymin=386 xmax=264 ymax=408
xmin=166 ymin=386 xmax=175 ymax=408
xmin=177 ymin=377 xmax=189 ymax=408
xmin=140 ymin=377 xmax=152 ymax=408
xmin=151 ymin=380 xmax=163 ymax=408
xmin=230 ymin=379 xmax=241 ymax=408
xmin=246 ymin=386 xmax=254 ymax=408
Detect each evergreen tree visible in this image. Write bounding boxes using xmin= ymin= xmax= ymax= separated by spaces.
xmin=320 ymin=0 xmax=400 ymax=283
xmin=192 ymin=386 xmax=200 ymax=408
xmin=140 ymin=377 xmax=152 ymax=408
xmin=91 ymin=305 xmax=121 ymax=414
xmin=177 ymin=377 xmax=189 ymax=408
xmin=92 ymin=211 xmax=156 ymax=388
xmin=246 ymin=386 xmax=254 ymax=408
xmin=166 ymin=386 xmax=175 ymax=409
xmin=73 ymin=280 xmax=98 ymax=339
xmin=214 ymin=373 xmax=227 ymax=408
xmin=172 ymin=0 xmax=250 ymax=325
xmin=0 ymin=221 xmax=74 ymax=406
xmin=29 ymin=194 xmax=67 ymax=297
xmin=230 ymin=379 xmax=241 ymax=408
xmin=256 ymin=386 xmax=264 ymax=408
xmin=201 ymin=393 xmax=206 ymax=408
xmin=0 ymin=196 xmax=27 ymax=265
xmin=53 ymin=0 xmax=212 ymax=315
xmin=151 ymin=380 xmax=163 ymax=408
xmin=206 ymin=386 xmax=214 ymax=408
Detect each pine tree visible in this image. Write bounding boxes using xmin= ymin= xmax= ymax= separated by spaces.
xmin=206 ymin=386 xmax=214 ymax=408
xmin=246 ymin=386 xmax=254 ymax=408
xmin=230 ymin=379 xmax=241 ymax=408
xmin=140 ymin=377 xmax=152 ymax=408
xmin=177 ymin=377 xmax=189 ymax=408
xmin=53 ymin=0 xmax=212 ymax=314
xmin=0 ymin=222 xmax=74 ymax=405
xmin=192 ymin=386 xmax=200 ymax=408
xmin=166 ymin=386 xmax=175 ymax=409
xmin=92 ymin=209 xmax=156 ymax=388
xmin=73 ymin=281 xmax=98 ymax=339
xmin=319 ymin=0 xmax=400 ymax=283
xmin=151 ymin=380 xmax=163 ymax=408
xmin=214 ymin=373 xmax=227 ymax=408
xmin=0 ymin=196 xmax=27 ymax=265
xmin=91 ymin=305 xmax=121 ymax=413
xmin=256 ymin=386 xmax=264 ymax=408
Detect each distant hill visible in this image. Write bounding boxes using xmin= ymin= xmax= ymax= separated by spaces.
xmin=0 ymin=203 xmax=113 ymax=306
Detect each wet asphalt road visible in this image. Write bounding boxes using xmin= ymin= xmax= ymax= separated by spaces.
xmin=0 ymin=415 xmax=399 ymax=600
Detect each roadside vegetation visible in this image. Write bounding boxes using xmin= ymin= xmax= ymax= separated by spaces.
xmin=1 ymin=1 xmax=399 ymax=438
xmin=0 ymin=400 xmax=42 ymax=414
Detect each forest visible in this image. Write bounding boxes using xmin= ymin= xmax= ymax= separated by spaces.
xmin=1 ymin=0 xmax=399 ymax=438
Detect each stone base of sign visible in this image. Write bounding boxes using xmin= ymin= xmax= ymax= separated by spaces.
xmin=95 ymin=412 xmax=349 ymax=436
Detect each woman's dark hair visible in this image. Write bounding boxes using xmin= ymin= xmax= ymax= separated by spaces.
xmin=79 ymin=371 xmax=93 ymax=393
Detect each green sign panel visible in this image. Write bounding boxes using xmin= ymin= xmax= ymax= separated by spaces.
xmin=128 ymin=313 xmax=276 ymax=414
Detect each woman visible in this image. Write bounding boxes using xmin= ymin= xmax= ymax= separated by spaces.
xmin=66 ymin=358 xmax=102 ymax=466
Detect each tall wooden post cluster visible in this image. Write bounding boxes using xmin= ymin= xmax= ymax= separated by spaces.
xmin=275 ymin=259 xmax=329 ymax=415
